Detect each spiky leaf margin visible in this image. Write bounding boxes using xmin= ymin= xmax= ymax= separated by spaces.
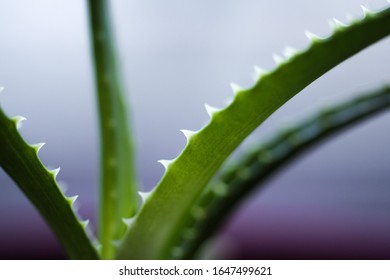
xmin=118 ymin=5 xmax=390 ymax=259
xmin=177 ymin=86 xmax=390 ymax=259
xmin=0 ymin=101 xmax=98 ymax=260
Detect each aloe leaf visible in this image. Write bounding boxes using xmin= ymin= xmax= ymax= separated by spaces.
xmin=88 ymin=0 xmax=139 ymax=259
xmin=175 ymin=86 xmax=390 ymax=259
xmin=0 ymin=103 xmax=98 ymax=259
xmin=118 ymin=6 xmax=390 ymax=259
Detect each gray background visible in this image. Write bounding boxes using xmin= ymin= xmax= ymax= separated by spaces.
xmin=0 ymin=0 xmax=389 ymax=258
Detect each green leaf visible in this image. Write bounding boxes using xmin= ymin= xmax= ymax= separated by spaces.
xmin=118 ymin=6 xmax=390 ymax=259
xmin=0 ymin=102 xmax=99 ymax=260
xmin=177 ymin=86 xmax=390 ymax=259
xmin=87 ymin=0 xmax=139 ymax=259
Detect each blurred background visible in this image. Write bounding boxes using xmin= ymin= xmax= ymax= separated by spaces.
xmin=0 ymin=0 xmax=390 ymax=259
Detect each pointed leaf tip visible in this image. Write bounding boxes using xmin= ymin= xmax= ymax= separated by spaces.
xmin=204 ymin=104 xmax=220 ymax=117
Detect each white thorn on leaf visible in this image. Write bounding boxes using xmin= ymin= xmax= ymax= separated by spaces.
xmin=304 ymin=30 xmax=322 ymax=42
xmin=67 ymin=195 xmax=79 ymax=205
xmin=50 ymin=167 xmax=61 ymax=179
xmin=283 ymin=46 xmax=298 ymax=59
xmin=253 ymin=65 xmax=266 ymax=81
xmin=272 ymin=54 xmax=284 ymax=65
xmin=334 ymin=18 xmax=347 ymax=27
xmin=180 ymin=129 xmax=196 ymax=141
xmin=330 ymin=18 xmax=348 ymax=29
xmin=230 ymin=82 xmax=243 ymax=95
xmin=12 ymin=116 xmax=27 ymax=129
xmin=157 ymin=159 xmax=173 ymax=170
xmin=360 ymin=5 xmax=371 ymax=15
xmin=138 ymin=191 xmax=152 ymax=203
xmin=0 ymin=87 xmax=4 ymax=93
xmin=204 ymin=104 xmax=220 ymax=117
xmin=32 ymin=142 xmax=46 ymax=154
xmin=80 ymin=219 xmax=89 ymax=229
xmin=122 ymin=217 xmax=135 ymax=227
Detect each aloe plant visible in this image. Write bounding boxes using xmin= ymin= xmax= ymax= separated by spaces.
xmin=0 ymin=1 xmax=389 ymax=259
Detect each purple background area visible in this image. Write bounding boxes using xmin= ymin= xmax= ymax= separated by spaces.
xmin=1 ymin=0 xmax=390 ymax=259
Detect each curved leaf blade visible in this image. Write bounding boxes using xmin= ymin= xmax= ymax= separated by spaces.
xmin=0 ymin=105 xmax=99 ymax=260
xmin=119 ymin=6 xmax=390 ymax=259
xmin=179 ymin=86 xmax=390 ymax=259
